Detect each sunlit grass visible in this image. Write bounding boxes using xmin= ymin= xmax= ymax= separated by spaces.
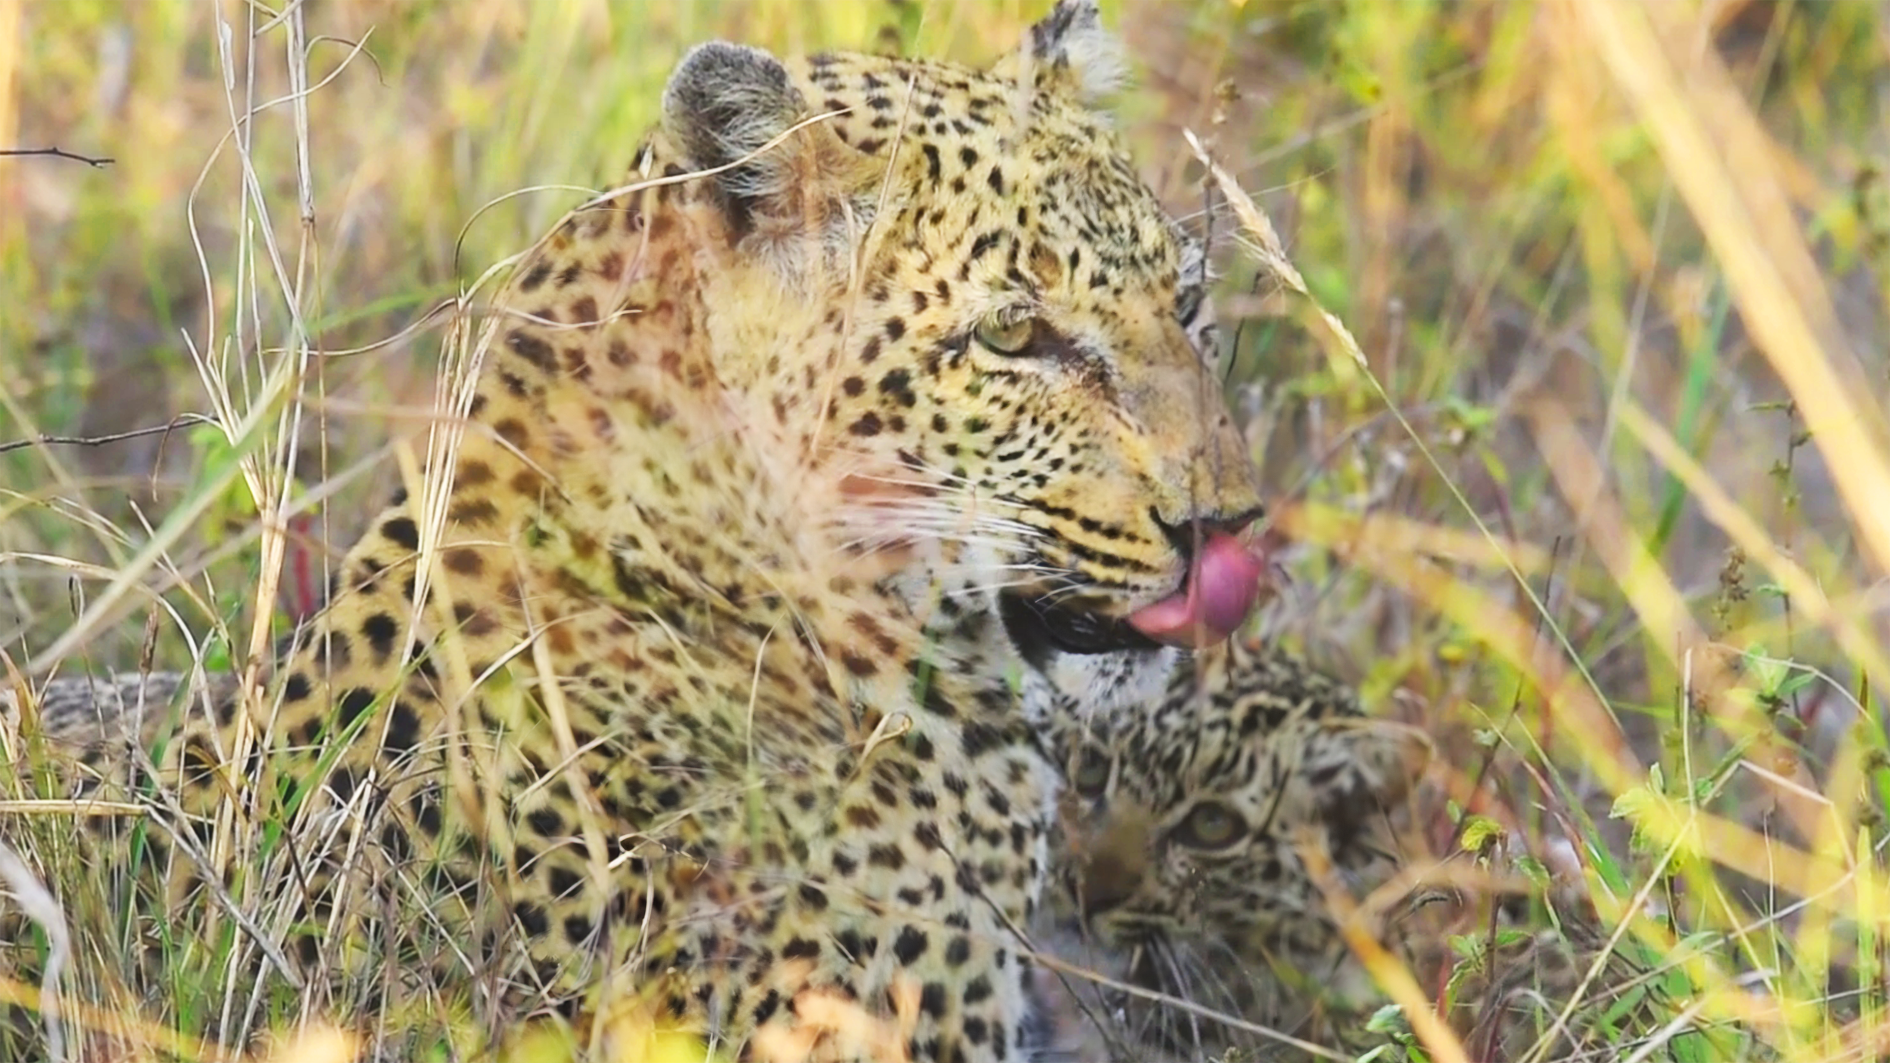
xmin=2 ymin=0 xmax=1888 ymax=1060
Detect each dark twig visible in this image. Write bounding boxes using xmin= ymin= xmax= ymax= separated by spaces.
xmin=0 ymin=147 xmax=114 ymax=168
xmin=0 ymin=414 xmax=217 ymax=456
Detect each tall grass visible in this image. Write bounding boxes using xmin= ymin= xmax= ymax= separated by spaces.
xmin=1 ymin=1 xmax=1887 ymax=1060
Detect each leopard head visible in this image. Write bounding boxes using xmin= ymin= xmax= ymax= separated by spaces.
xmin=1049 ymin=640 xmax=1434 ymax=1052
xmin=654 ymin=0 xmax=1266 ymax=703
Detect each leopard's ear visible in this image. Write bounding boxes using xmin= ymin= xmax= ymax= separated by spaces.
xmin=995 ymin=0 xmax=1127 ymax=106
xmin=662 ymin=42 xmax=859 ymax=244
xmin=662 ymin=42 xmax=807 ymax=236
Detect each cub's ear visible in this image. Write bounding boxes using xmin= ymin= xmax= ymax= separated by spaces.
xmin=1299 ymin=719 xmax=1433 ymax=837
xmin=996 ymin=0 xmax=1126 ymax=105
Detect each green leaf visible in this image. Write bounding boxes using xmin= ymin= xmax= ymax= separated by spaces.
xmin=1459 ymin=814 xmax=1506 ymax=855
xmin=1365 ymin=1003 xmax=1408 ymax=1034
xmin=1609 ymin=779 xmax=1673 ymax=855
xmin=1516 ymin=853 xmax=1551 ymax=891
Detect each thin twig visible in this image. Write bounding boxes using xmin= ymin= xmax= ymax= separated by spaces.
xmin=0 ymin=413 xmax=219 ymax=456
xmin=0 ymin=147 xmax=113 ymax=167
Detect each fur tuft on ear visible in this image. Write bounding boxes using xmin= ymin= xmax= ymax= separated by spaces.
xmin=1005 ymin=0 xmax=1127 ymax=105
xmin=662 ymin=42 xmax=810 ymax=233
xmin=1302 ymin=718 xmax=1433 ymax=837
xmin=661 ymin=41 xmax=880 ymax=278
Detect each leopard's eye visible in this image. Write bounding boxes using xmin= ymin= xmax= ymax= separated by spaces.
xmin=973 ymin=314 xmax=1036 ymax=355
xmin=1172 ymin=800 xmax=1244 ymax=851
xmin=1071 ymin=748 xmax=1111 ymax=797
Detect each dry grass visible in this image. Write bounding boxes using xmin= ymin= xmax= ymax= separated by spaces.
xmin=2 ymin=0 xmax=1888 ymax=1060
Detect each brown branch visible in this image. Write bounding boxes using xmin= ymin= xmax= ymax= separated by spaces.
xmin=0 ymin=414 xmax=217 ymax=456
xmin=0 ymin=147 xmax=114 ymax=168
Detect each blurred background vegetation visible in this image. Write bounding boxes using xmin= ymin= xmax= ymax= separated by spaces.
xmin=3 ymin=1 xmax=1889 ymax=1060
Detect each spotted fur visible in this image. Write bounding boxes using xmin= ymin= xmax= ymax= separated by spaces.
xmin=3 ymin=4 xmax=1263 ymax=1061
xmin=1037 ymin=636 xmax=1433 ymax=1060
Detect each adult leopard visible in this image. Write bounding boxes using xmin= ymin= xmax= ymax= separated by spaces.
xmin=2 ymin=3 xmax=1266 ymax=1061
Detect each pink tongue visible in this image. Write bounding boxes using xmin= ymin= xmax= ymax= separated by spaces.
xmin=1126 ymin=533 xmax=1266 ymax=649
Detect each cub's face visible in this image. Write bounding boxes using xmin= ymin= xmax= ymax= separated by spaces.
xmin=1043 ymin=641 xmax=1434 ymax=1052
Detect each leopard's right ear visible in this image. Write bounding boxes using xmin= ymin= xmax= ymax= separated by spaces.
xmin=661 ymin=41 xmax=866 ymax=250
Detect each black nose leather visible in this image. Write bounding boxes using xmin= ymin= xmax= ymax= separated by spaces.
xmin=1151 ymin=504 xmax=1264 ymax=562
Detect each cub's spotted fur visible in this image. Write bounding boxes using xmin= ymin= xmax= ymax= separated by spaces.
xmin=1038 ymin=636 xmax=1432 ymax=1060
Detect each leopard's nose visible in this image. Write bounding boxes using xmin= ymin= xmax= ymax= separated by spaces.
xmin=1071 ymin=846 xmax=1143 ymax=919
xmin=1152 ymin=504 xmax=1264 ymax=563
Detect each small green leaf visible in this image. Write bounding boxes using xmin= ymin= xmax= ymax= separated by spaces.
xmin=1493 ymin=927 xmax=1531 ymax=950
xmin=1448 ymin=933 xmax=1483 ymax=962
xmin=1610 ymin=782 xmax=1669 ymax=854
xmin=1460 ymin=814 xmax=1506 ymax=855
xmin=1515 ymin=853 xmax=1550 ymax=891
xmin=1365 ymin=1003 xmax=1408 ymax=1034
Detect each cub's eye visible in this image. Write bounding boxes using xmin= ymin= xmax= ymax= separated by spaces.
xmin=1171 ymin=800 xmax=1244 ymax=851
xmin=973 ymin=314 xmax=1036 ymax=355
xmin=1071 ymin=748 xmax=1112 ymax=797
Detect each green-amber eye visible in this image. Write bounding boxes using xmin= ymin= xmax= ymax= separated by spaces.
xmin=1172 ymin=800 xmax=1244 ymax=850
xmin=973 ymin=314 xmax=1036 ymax=355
